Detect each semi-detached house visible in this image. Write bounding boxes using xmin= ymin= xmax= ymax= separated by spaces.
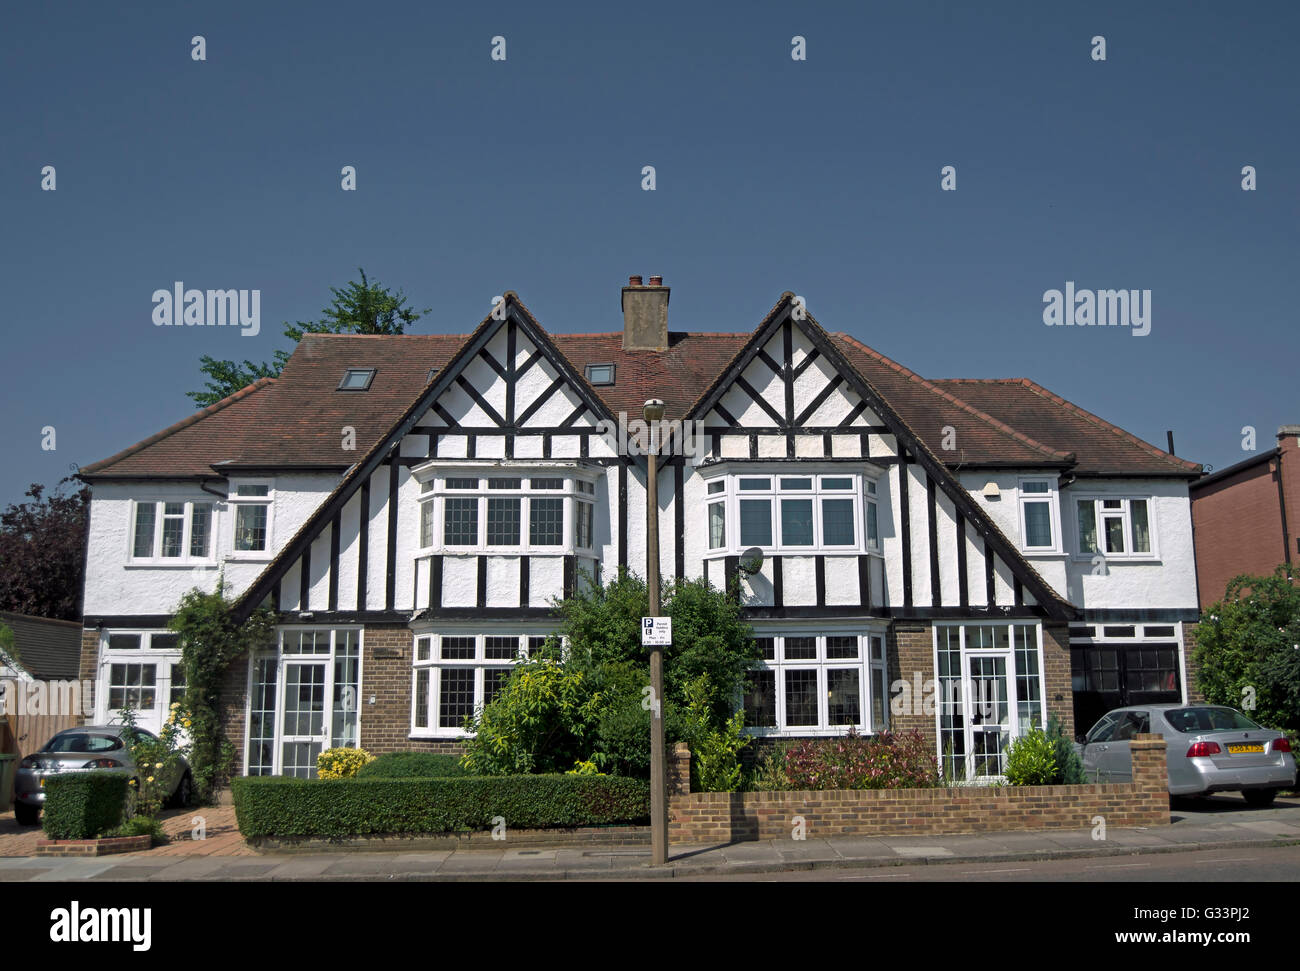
xmin=75 ymin=276 xmax=1204 ymax=781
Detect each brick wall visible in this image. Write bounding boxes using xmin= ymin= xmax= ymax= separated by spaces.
xmin=77 ymin=629 xmax=98 ymax=724
xmin=1042 ymin=621 xmax=1074 ymax=740
xmin=1191 ymin=450 xmax=1287 ymax=608
xmin=668 ymin=734 xmax=1168 ymax=842
xmin=888 ymin=621 xmax=935 ymax=749
xmin=360 ymin=625 xmax=465 ymax=757
xmin=1182 ymin=622 xmax=1204 ymax=703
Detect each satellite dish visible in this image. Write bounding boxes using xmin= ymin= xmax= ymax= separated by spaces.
xmin=739 ymin=547 xmax=765 ymax=575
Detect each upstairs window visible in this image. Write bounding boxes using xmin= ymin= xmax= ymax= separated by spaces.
xmin=1017 ymin=478 xmax=1060 ymax=553
xmin=231 ymin=482 xmax=273 ymax=553
xmin=1076 ymin=497 xmax=1154 ymax=559
xmin=417 ymin=474 xmax=597 ymax=553
xmin=704 ymin=474 xmax=869 ymax=554
xmin=131 ymin=500 xmax=214 ymax=562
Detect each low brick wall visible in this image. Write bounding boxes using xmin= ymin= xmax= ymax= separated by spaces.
xmin=36 ymin=834 xmax=153 ymax=857
xmin=669 ymin=735 xmax=1169 ymax=843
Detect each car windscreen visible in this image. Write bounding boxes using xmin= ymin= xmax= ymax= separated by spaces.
xmin=42 ymin=733 xmax=124 ymax=753
xmin=1162 ymin=707 xmax=1261 ymax=734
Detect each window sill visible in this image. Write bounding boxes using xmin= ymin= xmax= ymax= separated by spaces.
xmin=409 ymin=731 xmax=471 ymax=740
xmin=125 ymin=561 xmax=219 ymax=569
xmin=1071 ymin=554 xmax=1161 ymax=565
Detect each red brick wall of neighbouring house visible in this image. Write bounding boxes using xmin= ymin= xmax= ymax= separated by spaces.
xmin=1191 ymin=434 xmax=1294 ymax=608
xmin=669 ymin=735 xmax=1169 ymax=842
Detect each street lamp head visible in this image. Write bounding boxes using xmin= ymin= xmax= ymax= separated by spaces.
xmin=643 ymin=399 xmax=666 ymax=422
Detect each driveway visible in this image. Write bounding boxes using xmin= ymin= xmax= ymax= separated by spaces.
xmin=0 ymin=805 xmax=252 ymax=858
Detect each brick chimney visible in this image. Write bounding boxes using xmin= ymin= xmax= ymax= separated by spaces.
xmin=622 ymin=274 xmax=669 ymax=351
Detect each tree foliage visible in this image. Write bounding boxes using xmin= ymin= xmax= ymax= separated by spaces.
xmin=187 ymin=269 xmax=430 ymax=406
xmin=0 ymin=478 xmax=90 ymax=621
xmin=1194 ymin=566 xmax=1300 ymax=733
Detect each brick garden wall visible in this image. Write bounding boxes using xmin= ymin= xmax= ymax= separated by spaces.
xmin=669 ymin=735 xmax=1169 ymax=843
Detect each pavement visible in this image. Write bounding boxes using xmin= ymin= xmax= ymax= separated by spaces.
xmin=1 ymin=792 xmax=1297 ymax=880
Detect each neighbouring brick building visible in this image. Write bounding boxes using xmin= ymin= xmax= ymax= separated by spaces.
xmin=75 ymin=275 xmax=1203 ymax=782
xmin=1190 ymin=425 xmax=1300 ymax=608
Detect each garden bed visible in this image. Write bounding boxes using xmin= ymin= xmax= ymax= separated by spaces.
xmin=36 ymin=834 xmax=152 ymax=857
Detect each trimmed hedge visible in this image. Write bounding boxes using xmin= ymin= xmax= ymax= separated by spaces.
xmin=42 ymin=771 xmax=129 ymax=840
xmin=355 ymin=752 xmax=470 ymax=779
xmin=232 ymin=774 xmax=650 ymax=839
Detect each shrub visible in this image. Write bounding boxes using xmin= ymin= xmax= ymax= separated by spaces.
xmin=103 ymin=815 xmax=166 ymax=843
xmin=1046 ymin=715 xmax=1086 ymax=784
xmin=746 ymin=746 xmax=791 ymax=792
xmin=782 ymin=730 xmax=938 ymax=790
xmin=317 ymin=747 xmax=374 ymax=780
xmin=356 ymin=752 xmax=471 ymax=779
xmin=678 ymin=675 xmax=749 ymax=791
xmin=42 ymin=771 xmax=129 ymax=840
xmin=119 ymin=702 xmax=192 ymax=817
xmin=1004 ymin=729 xmax=1058 ymax=786
xmin=231 ymin=774 xmax=650 ymax=839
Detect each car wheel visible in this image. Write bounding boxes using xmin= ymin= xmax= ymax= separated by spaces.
xmin=14 ymin=802 xmax=40 ymax=826
xmin=1243 ymin=789 xmax=1277 ymax=807
xmin=169 ymin=772 xmax=193 ymax=809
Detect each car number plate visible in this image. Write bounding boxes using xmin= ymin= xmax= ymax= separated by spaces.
xmin=1227 ymin=744 xmax=1264 ymax=754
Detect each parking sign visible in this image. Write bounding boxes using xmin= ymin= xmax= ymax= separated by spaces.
xmin=641 ymin=616 xmax=672 ymax=646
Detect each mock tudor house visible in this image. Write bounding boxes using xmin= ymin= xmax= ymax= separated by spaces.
xmin=75 ymin=277 xmax=1203 ymax=781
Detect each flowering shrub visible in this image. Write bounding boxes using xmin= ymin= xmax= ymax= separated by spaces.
xmin=781 ymin=730 xmax=939 ymax=790
xmin=316 ymin=747 xmax=374 ymax=780
xmin=119 ymin=702 xmax=192 ymax=818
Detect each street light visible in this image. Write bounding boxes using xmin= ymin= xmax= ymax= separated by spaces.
xmin=644 ymin=398 xmax=668 ymax=865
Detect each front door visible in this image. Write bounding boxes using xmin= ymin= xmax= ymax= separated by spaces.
xmin=277 ymin=659 xmax=329 ymax=778
xmin=965 ymin=654 xmax=1013 ymax=778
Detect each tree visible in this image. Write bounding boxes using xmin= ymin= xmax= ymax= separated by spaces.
xmin=1194 ymin=566 xmax=1300 ymax=733
xmin=0 ymin=478 xmax=90 ymax=621
xmin=460 ymin=570 xmax=760 ymax=778
xmin=187 ymin=269 xmax=430 ymax=406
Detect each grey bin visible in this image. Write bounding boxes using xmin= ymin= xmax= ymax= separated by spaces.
xmin=0 ymin=753 xmax=16 ymax=811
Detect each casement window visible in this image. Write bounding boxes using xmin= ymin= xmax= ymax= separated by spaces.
xmin=933 ymin=623 xmax=1045 ymax=782
xmin=1075 ymin=496 xmax=1154 ymax=559
xmin=130 ymin=500 xmax=214 ymax=562
xmin=230 ymin=481 xmax=274 ymax=554
xmin=1017 ymin=477 xmax=1061 ymax=553
xmin=742 ymin=632 xmax=888 ymax=735
xmin=99 ymin=631 xmax=185 ymax=730
xmin=412 ymin=633 xmax=554 ymax=735
xmin=705 ymin=474 xmax=869 ymax=554
xmin=416 ymin=474 xmax=596 ymax=553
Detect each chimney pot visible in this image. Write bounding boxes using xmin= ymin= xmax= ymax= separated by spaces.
xmin=649 ymin=275 xmax=663 ymax=287
xmin=628 ymin=275 xmax=643 ymax=287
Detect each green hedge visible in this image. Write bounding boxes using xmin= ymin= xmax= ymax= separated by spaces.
xmin=232 ymin=774 xmax=650 ymax=839
xmin=355 ymin=752 xmax=470 ymax=779
xmin=42 ymin=771 xmax=129 ymax=840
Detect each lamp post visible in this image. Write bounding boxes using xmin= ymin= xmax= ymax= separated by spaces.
xmin=643 ymin=397 xmax=668 ymax=865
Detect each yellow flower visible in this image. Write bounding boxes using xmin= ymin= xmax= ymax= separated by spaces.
xmin=155 ymin=762 xmax=163 ymax=769
xmin=146 ymin=776 xmax=154 ymax=783
xmin=183 ymin=720 xmax=192 ymax=728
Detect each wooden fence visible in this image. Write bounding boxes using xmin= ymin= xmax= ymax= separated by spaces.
xmin=2 ymin=713 xmax=83 ymax=760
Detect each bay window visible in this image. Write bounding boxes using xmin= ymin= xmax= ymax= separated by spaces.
xmin=416 ymin=473 xmax=596 ymax=553
xmin=412 ymin=632 xmax=554 ymax=735
xmin=742 ymin=631 xmax=889 ymax=735
xmin=1076 ymin=496 xmax=1154 ymax=558
xmin=705 ymin=473 xmax=873 ymax=554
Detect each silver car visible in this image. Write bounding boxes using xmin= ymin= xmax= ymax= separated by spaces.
xmin=1076 ymin=704 xmax=1296 ymax=804
xmin=12 ymin=725 xmax=192 ymax=826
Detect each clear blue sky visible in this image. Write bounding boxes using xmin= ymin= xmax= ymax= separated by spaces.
xmin=2 ymin=0 xmax=1296 ymax=509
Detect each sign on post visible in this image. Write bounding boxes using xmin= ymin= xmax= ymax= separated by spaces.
xmin=641 ymin=616 xmax=672 ymax=646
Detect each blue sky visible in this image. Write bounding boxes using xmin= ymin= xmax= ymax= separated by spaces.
xmin=2 ymin=0 xmax=1296 ymax=509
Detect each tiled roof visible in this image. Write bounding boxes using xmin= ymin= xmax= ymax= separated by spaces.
xmin=0 ymin=611 xmax=82 ymax=681
xmin=930 ymin=378 xmax=1201 ymax=477
xmin=79 ymin=319 xmax=1199 ymax=480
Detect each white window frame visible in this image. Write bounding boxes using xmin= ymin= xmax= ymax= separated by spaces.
xmin=228 ymin=479 xmax=275 ymax=558
xmin=742 ymin=629 xmax=889 ymax=737
xmin=703 ymin=472 xmax=868 ymax=556
xmin=931 ymin=622 xmax=1047 ymax=782
xmin=97 ymin=630 xmax=185 ymax=732
xmin=128 ymin=499 xmax=216 ymax=565
xmin=410 ymin=631 xmax=557 ymax=738
xmin=1072 ymin=495 xmax=1158 ymax=561
xmin=415 ymin=471 xmax=596 ymax=555
xmin=1017 ymin=477 xmax=1062 ymax=554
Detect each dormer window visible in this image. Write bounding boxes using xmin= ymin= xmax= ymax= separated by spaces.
xmin=338 ymin=368 xmax=376 ymax=391
xmin=585 ymin=363 xmax=615 ymax=386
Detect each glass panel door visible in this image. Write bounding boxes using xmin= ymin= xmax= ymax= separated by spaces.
xmin=965 ymin=655 xmax=1010 ymax=778
xmin=279 ymin=659 xmax=329 ymax=778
